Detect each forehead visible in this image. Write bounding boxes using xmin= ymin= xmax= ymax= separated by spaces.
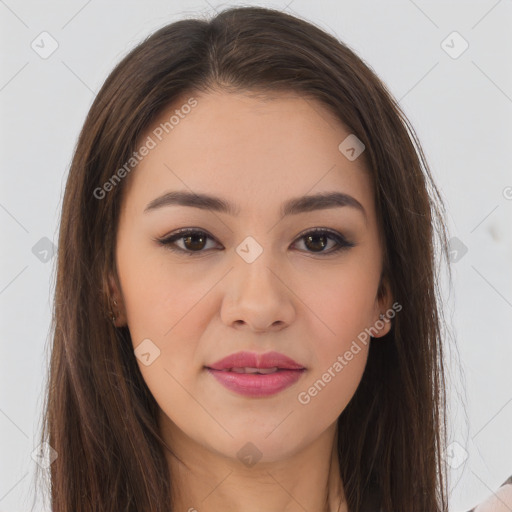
xmin=122 ymin=89 xmax=374 ymax=219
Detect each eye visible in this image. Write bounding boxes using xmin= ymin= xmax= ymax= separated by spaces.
xmin=155 ymin=227 xmax=355 ymax=256
xmin=291 ymin=228 xmax=355 ymax=254
xmin=156 ymin=228 xmax=220 ymax=255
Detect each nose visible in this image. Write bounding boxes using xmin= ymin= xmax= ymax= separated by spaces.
xmin=220 ymin=251 xmax=296 ymax=333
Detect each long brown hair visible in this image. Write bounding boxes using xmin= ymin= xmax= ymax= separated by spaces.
xmin=37 ymin=6 xmax=451 ymax=511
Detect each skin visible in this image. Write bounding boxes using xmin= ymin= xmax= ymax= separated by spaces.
xmin=109 ymin=89 xmax=393 ymax=512
xmin=473 ymin=484 xmax=512 ymax=511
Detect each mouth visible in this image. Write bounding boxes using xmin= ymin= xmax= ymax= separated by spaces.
xmin=206 ymin=366 xmax=297 ymax=374
xmin=204 ymin=351 xmax=306 ymax=397
xmin=204 ymin=366 xmax=306 ymax=397
xmin=206 ymin=350 xmax=305 ymax=372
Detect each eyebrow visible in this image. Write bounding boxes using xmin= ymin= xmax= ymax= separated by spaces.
xmin=144 ymin=190 xmax=366 ymax=219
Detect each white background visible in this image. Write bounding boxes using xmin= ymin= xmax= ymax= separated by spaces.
xmin=0 ymin=1 xmax=511 ymax=510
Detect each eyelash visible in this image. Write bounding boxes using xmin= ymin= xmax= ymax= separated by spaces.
xmin=155 ymin=227 xmax=355 ymax=256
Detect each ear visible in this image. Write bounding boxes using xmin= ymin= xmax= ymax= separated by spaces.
xmin=371 ymin=275 xmax=395 ymax=339
xmin=107 ymin=271 xmax=127 ymax=327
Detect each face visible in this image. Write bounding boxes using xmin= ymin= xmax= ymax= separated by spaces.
xmin=109 ymin=89 xmax=392 ymax=465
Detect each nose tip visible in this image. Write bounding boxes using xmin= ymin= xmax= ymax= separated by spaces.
xmin=222 ymin=257 xmax=296 ymax=333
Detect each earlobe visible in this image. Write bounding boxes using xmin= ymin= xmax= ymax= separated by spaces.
xmin=107 ymin=272 xmax=127 ymax=327
xmin=372 ymin=312 xmax=392 ymax=338
xmin=373 ymin=275 xmax=394 ymax=339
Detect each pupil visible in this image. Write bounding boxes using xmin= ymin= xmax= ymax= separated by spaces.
xmin=184 ymin=234 xmax=205 ymax=251
xmin=305 ymin=234 xmax=327 ymax=252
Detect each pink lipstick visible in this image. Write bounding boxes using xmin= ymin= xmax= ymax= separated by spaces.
xmin=205 ymin=350 xmax=306 ymax=398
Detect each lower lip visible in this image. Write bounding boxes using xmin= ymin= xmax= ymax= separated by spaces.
xmin=206 ymin=368 xmax=306 ymax=397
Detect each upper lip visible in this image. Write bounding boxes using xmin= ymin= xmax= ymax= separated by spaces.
xmin=206 ymin=351 xmax=305 ymax=371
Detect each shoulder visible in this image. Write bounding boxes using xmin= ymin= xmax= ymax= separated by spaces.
xmin=466 ymin=475 xmax=512 ymax=512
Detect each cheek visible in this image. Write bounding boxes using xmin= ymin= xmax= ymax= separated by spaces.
xmin=304 ymin=259 xmax=380 ymax=345
xmin=118 ymin=255 xmax=211 ymax=424
xmin=301 ymin=288 xmax=372 ymax=416
xmin=295 ymin=259 xmax=378 ymax=410
xmin=117 ymin=242 xmax=212 ymax=346
xmin=296 ymin=343 xmax=369 ymax=429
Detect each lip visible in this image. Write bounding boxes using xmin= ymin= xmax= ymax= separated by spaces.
xmin=205 ymin=351 xmax=306 ymax=398
xmin=207 ymin=351 xmax=305 ymax=371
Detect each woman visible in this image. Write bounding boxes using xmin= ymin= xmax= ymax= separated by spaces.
xmin=37 ymin=5 xmax=494 ymax=511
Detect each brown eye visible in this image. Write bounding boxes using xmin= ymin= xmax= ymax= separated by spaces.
xmin=293 ymin=228 xmax=354 ymax=254
xmin=157 ymin=229 xmax=219 ymax=255
xmin=303 ymin=233 xmax=329 ymax=252
xmin=182 ymin=232 xmax=207 ymax=251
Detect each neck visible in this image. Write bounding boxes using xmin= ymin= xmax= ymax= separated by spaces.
xmin=159 ymin=411 xmax=347 ymax=512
